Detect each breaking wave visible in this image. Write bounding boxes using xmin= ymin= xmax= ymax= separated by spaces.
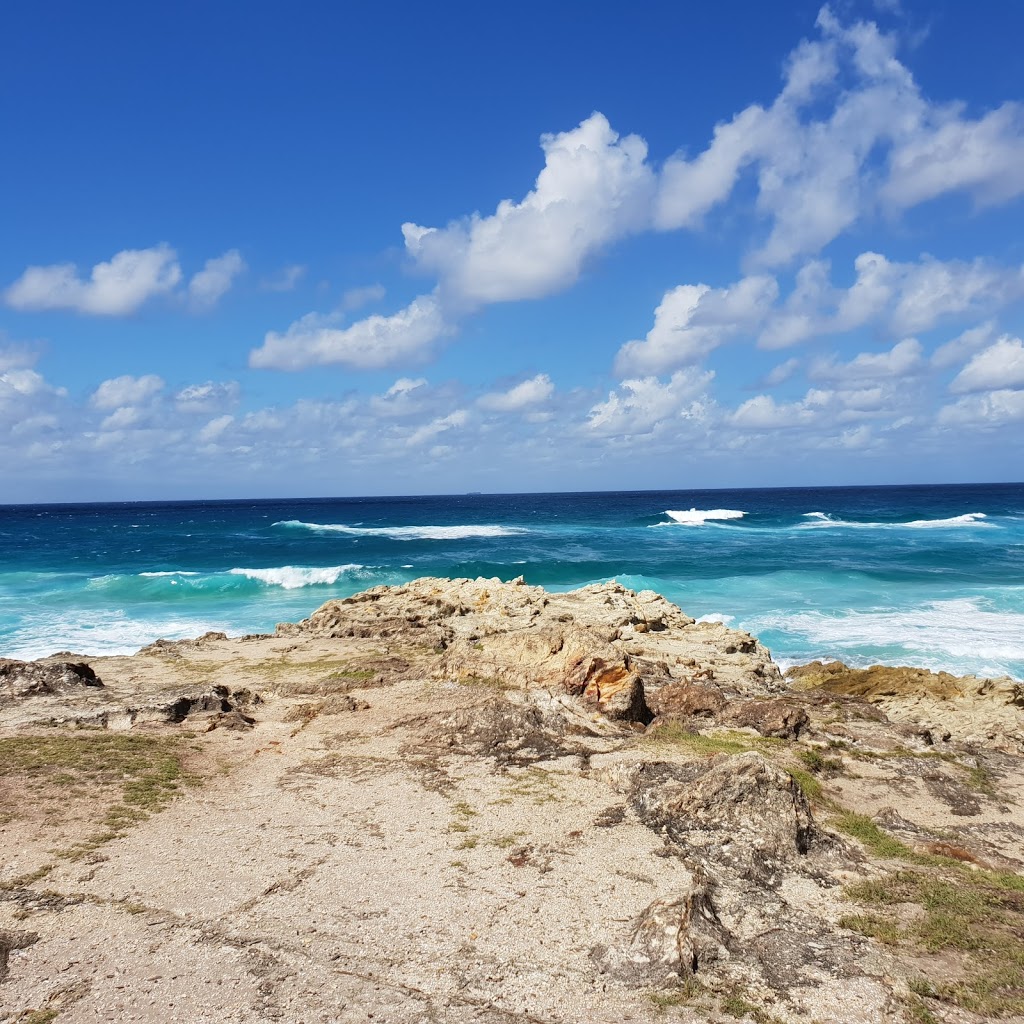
xmin=660 ymin=508 xmax=746 ymax=526
xmin=228 ymin=564 xmax=366 ymax=589
xmin=273 ymin=520 xmax=527 ymax=540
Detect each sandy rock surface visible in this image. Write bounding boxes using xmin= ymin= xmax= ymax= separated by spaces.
xmin=1 ymin=577 xmax=1023 ymax=1024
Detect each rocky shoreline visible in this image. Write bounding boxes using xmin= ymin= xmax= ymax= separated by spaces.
xmin=2 ymin=577 xmax=1023 ymax=1023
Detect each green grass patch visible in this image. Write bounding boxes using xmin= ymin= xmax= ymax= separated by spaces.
xmin=0 ymin=732 xmax=192 ymax=860
xmin=833 ymin=812 xmax=915 ymax=859
xmin=843 ymin=865 xmax=1024 ymax=1017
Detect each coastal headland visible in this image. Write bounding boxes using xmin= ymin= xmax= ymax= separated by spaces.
xmin=2 ymin=577 xmax=1023 ymax=1023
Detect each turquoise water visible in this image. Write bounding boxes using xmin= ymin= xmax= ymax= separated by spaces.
xmin=1 ymin=484 xmax=1022 ymax=680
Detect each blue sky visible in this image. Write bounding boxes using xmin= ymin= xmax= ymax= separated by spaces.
xmin=2 ymin=0 xmax=1023 ymax=501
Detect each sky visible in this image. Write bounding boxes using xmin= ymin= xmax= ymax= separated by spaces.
xmin=2 ymin=0 xmax=1024 ymax=502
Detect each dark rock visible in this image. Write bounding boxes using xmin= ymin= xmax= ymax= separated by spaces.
xmin=725 ymin=698 xmax=810 ymax=739
xmin=0 ymin=658 xmax=103 ymax=701
xmin=205 ymin=710 xmax=257 ymax=732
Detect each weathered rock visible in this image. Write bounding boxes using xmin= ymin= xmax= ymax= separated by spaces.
xmin=598 ymin=867 xmax=730 ymax=984
xmin=788 ymin=660 xmax=1024 ymax=752
xmin=645 ymin=681 xmax=726 ymax=721
xmin=616 ymin=752 xmax=837 ymax=882
xmin=0 ymin=658 xmax=102 ymax=701
xmin=724 ymin=698 xmax=811 ymax=739
xmin=424 ymin=697 xmax=592 ymax=764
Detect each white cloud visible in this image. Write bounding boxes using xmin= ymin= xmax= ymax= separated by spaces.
xmin=615 ymin=277 xmax=777 ymax=376
xmin=174 ymin=381 xmax=240 ymax=411
xmin=403 ymin=113 xmax=655 ymax=308
xmin=883 ymin=103 xmax=1024 ymax=209
xmin=762 ymin=358 xmax=800 ymax=386
xmin=99 ymin=406 xmax=145 ymax=431
xmin=197 ymin=414 xmax=234 ymax=443
xmin=0 ymin=367 xmax=68 ymax=407
xmin=188 ymin=249 xmax=245 ymax=310
xmin=478 ymin=374 xmax=554 ymax=412
xmin=810 ymin=338 xmax=922 ymax=382
xmin=250 ymin=293 xmax=447 ymax=370
xmin=731 ymin=392 xmax=822 ymax=429
xmin=939 ymin=389 xmax=1024 ymax=426
xmin=91 ymin=374 xmax=165 ymax=410
xmin=261 ymin=264 xmax=306 ymax=292
xmin=406 ymin=409 xmax=468 ymax=446
xmin=950 ymin=336 xmax=1024 ymax=393
xmin=369 ymin=377 xmax=434 ymax=418
xmin=655 ymin=7 xmax=1024 ymax=267
xmin=759 ymin=252 xmax=1022 ymax=349
xmin=931 ymin=322 xmax=995 ymax=369
xmin=385 ymin=377 xmax=427 ymax=398
xmin=586 ymin=370 xmax=713 ymax=436
xmin=5 ymin=245 xmax=182 ymax=315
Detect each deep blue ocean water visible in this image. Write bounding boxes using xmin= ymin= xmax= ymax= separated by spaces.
xmin=1 ymin=483 xmax=1022 ymax=680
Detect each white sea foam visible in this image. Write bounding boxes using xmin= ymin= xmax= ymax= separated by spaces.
xmin=273 ymin=520 xmax=527 ymax=540
xmin=747 ymin=597 xmax=1024 ymax=678
xmin=904 ymin=512 xmax=990 ymax=528
xmin=798 ymin=511 xmax=992 ymax=530
xmin=228 ymin=564 xmax=365 ymax=589
xmin=662 ymin=508 xmax=746 ymax=526
xmin=3 ymin=611 xmax=234 ymax=661
xmin=139 ymin=571 xmax=201 ymax=577
xmin=696 ymin=612 xmax=735 ymax=625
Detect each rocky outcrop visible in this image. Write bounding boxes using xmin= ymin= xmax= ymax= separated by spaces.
xmin=2 ymin=577 xmax=1021 ymax=1024
xmin=0 ymin=658 xmax=103 ymax=702
xmin=788 ymin=660 xmax=1024 ymax=752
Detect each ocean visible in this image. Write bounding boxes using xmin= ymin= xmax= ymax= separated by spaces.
xmin=1 ymin=483 xmax=1022 ymax=681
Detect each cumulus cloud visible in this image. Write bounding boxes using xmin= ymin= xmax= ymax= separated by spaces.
xmin=950 ymin=336 xmax=1024 ymax=393
xmin=758 ymin=252 xmax=1022 ymax=350
xmin=730 ymin=390 xmax=830 ymax=429
xmin=655 ymin=7 xmax=1024 ymax=266
xmin=586 ymin=370 xmax=713 ymax=436
xmin=5 ymin=245 xmax=182 ymax=316
xmin=478 ymin=374 xmax=554 ymax=412
xmin=91 ymin=374 xmax=165 ymax=410
xmin=250 ymin=293 xmax=447 ymax=370
xmin=615 ymin=277 xmax=778 ymax=376
xmin=810 ymin=338 xmax=922 ymax=382
xmin=403 ymin=113 xmax=655 ymax=308
xmin=188 ymin=250 xmax=245 ymax=309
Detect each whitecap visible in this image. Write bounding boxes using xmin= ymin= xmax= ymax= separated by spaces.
xmin=228 ymin=564 xmax=365 ymax=589
xmin=663 ymin=508 xmax=746 ymax=526
xmin=695 ymin=612 xmax=735 ymax=625
xmin=273 ymin=520 xmax=527 ymax=540
xmin=904 ymin=512 xmax=991 ymax=529
xmin=139 ymin=571 xmax=201 ymax=578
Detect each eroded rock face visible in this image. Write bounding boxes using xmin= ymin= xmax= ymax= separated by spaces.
xmin=290 ymin=577 xmax=782 ymax=725
xmin=0 ymin=658 xmax=103 ymax=701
